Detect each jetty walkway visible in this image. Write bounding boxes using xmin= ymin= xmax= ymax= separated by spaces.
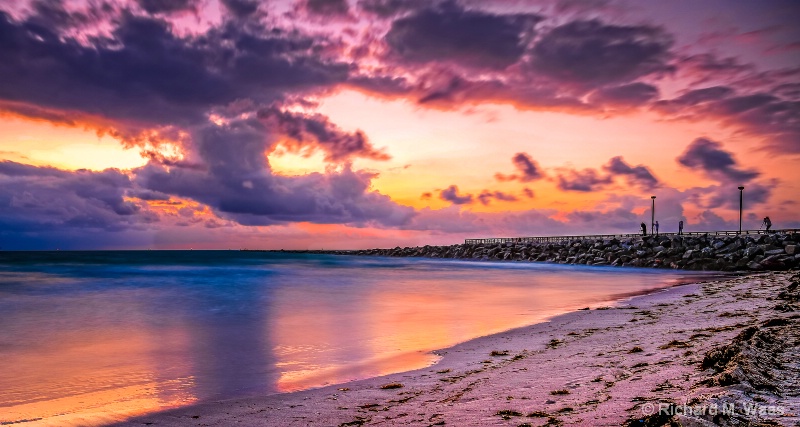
xmin=464 ymin=228 xmax=800 ymax=245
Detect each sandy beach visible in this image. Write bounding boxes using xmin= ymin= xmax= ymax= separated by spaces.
xmin=112 ymin=271 xmax=799 ymax=427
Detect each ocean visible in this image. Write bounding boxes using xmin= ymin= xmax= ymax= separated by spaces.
xmin=0 ymin=251 xmax=718 ymax=425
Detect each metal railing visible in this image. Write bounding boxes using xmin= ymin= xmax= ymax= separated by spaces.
xmin=464 ymin=229 xmax=800 ymax=245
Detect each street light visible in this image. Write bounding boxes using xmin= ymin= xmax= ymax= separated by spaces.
xmin=738 ymin=186 xmax=744 ymax=234
xmin=651 ymin=196 xmax=656 ymax=235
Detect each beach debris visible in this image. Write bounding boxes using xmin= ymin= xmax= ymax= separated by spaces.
xmin=490 ymin=350 xmax=509 ymax=356
xmin=550 ymin=389 xmax=570 ymax=395
xmin=629 ymin=346 xmax=644 ymax=353
xmin=658 ymin=340 xmax=691 ymax=349
xmin=380 ymin=382 xmax=403 ymax=389
xmin=624 ymin=406 xmax=679 ymax=427
xmin=546 ymin=339 xmax=563 ymax=348
xmin=495 ymin=409 xmax=523 ymax=419
xmin=338 ymin=416 xmax=368 ymax=426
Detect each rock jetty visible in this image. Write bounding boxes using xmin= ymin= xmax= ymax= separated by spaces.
xmin=298 ymin=232 xmax=800 ymax=271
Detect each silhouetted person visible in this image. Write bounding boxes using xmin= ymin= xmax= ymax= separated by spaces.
xmin=763 ymin=216 xmax=772 ymax=232
xmin=678 ymin=220 xmax=684 ymax=235
xmin=654 ymin=221 xmax=659 ymax=236
xmin=641 ymin=222 xmax=647 ymax=236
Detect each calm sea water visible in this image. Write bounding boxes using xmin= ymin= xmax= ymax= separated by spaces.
xmin=0 ymin=251 xmax=717 ymax=425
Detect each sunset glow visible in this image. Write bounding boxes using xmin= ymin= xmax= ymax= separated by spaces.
xmin=0 ymin=0 xmax=797 ymax=249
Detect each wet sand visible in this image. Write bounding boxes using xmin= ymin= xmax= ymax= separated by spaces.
xmin=116 ymin=272 xmax=800 ymax=426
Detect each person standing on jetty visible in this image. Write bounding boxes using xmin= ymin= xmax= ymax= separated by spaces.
xmin=655 ymin=221 xmax=659 ymax=236
xmin=678 ymin=220 xmax=684 ymax=235
xmin=641 ymin=222 xmax=647 ymax=236
xmin=763 ymin=216 xmax=772 ymax=232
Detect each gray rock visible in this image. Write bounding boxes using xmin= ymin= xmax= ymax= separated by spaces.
xmin=786 ymin=245 xmax=797 ymax=255
xmin=747 ymin=261 xmax=764 ymax=270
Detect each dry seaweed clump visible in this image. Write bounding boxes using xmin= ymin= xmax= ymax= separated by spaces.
xmin=379 ymin=382 xmax=403 ymax=389
xmin=701 ymin=319 xmax=798 ymax=392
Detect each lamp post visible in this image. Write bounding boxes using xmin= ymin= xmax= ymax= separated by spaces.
xmin=738 ymin=186 xmax=744 ymax=234
xmin=651 ymin=196 xmax=656 ymax=235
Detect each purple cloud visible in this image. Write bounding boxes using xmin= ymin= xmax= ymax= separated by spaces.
xmin=477 ymin=190 xmax=519 ymax=206
xmin=385 ymin=2 xmax=541 ymax=70
xmin=556 ymin=168 xmax=613 ymax=192
xmin=495 ymin=152 xmax=544 ymax=182
xmin=0 ymin=161 xmax=145 ymax=232
xmin=603 ymin=156 xmax=659 ymax=189
xmin=530 ymin=19 xmax=674 ymax=87
xmin=677 ymin=138 xmax=760 ymax=183
xmin=439 ymin=185 xmax=473 ymax=205
xmin=590 ymin=82 xmax=659 ymax=107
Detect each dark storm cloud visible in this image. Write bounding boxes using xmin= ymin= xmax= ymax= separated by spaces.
xmin=651 ymin=86 xmax=735 ymax=114
xmin=495 ymin=152 xmax=544 ymax=182
xmin=0 ymin=11 xmax=349 ymax=130
xmin=603 ymin=156 xmax=659 ymax=189
xmin=556 ymin=168 xmax=612 ymax=192
xmin=219 ymin=0 xmax=259 ymax=18
xmin=0 ymin=161 xmax=144 ymax=232
xmin=385 ymin=1 xmax=541 ymax=70
xmin=589 ymin=82 xmax=659 ymax=107
xmin=258 ymin=107 xmax=389 ymax=162
xmin=677 ymin=54 xmax=755 ymax=83
xmin=530 ymin=19 xmax=673 ymax=87
xmin=305 ymin=0 xmax=350 ymax=15
xmin=677 ymin=138 xmax=760 ymax=183
xmin=654 ymin=85 xmax=800 ymax=154
xmin=136 ymin=0 xmax=198 ymax=14
xmin=439 ymin=185 xmax=473 ymax=205
xmin=358 ymin=0 xmax=426 ymax=17
xmin=135 ymin=121 xmax=413 ymax=226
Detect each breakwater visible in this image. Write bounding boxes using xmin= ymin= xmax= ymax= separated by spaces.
xmin=293 ymin=231 xmax=800 ymax=271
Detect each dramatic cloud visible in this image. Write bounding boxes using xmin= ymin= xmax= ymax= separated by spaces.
xmin=589 ymin=82 xmax=659 ymax=107
xmin=556 ymin=168 xmax=613 ymax=192
xmin=258 ymin=107 xmax=389 ymax=162
xmin=0 ymin=161 xmax=145 ymax=232
xmin=358 ymin=0 xmax=425 ymax=17
xmin=385 ymin=2 xmax=541 ymax=70
xmin=0 ymin=11 xmax=349 ymax=131
xmin=603 ymin=156 xmax=659 ymax=189
xmin=654 ymin=86 xmax=800 ymax=154
xmin=529 ymin=19 xmax=673 ymax=87
xmin=136 ymin=121 xmax=413 ymax=226
xmin=677 ymin=138 xmax=760 ymax=183
xmin=305 ymin=0 xmax=350 ymax=16
xmin=495 ymin=153 xmax=544 ymax=182
xmin=219 ymin=0 xmax=259 ymax=18
xmin=136 ymin=0 xmax=197 ymax=14
xmin=439 ymin=185 xmax=473 ymax=205
xmin=477 ymin=190 xmax=518 ymax=206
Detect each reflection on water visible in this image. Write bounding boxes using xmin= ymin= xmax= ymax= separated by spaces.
xmin=0 ymin=251 xmax=717 ymax=425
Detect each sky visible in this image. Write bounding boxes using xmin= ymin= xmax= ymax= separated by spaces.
xmin=0 ymin=0 xmax=798 ymax=250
